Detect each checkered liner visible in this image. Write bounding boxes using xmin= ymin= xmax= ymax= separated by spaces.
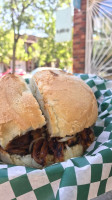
xmin=0 ymin=74 xmax=112 ymax=200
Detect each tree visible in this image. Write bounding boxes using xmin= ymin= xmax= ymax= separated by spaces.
xmin=0 ymin=0 xmax=72 ymax=72
xmin=0 ymin=28 xmax=29 ymax=68
xmin=0 ymin=29 xmax=13 ymax=65
xmin=31 ymin=2 xmax=72 ymax=70
xmin=0 ymin=0 xmax=38 ymax=72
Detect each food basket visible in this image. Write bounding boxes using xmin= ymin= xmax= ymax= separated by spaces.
xmin=0 ymin=74 xmax=112 ymax=200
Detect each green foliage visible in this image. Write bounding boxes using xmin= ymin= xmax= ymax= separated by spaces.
xmin=32 ymin=6 xmax=72 ymax=70
xmin=0 ymin=0 xmax=41 ymax=70
xmin=0 ymin=29 xmax=13 ymax=64
xmin=0 ymin=0 xmax=72 ymax=70
xmin=0 ymin=29 xmax=29 ymax=64
xmin=1 ymin=0 xmax=36 ymax=32
xmin=16 ymin=38 xmax=29 ymax=61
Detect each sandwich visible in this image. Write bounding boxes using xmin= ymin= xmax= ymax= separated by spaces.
xmin=0 ymin=70 xmax=98 ymax=168
xmin=30 ymin=70 xmax=98 ymax=166
xmin=0 ymin=74 xmax=46 ymax=168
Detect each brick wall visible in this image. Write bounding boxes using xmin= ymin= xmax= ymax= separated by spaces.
xmin=73 ymin=0 xmax=87 ymax=73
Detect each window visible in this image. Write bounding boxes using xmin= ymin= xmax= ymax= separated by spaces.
xmin=85 ymin=0 xmax=112 ymax=77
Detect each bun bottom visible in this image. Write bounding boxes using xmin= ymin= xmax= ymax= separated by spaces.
xmin=0 ymin=144 xmax=83 ymax=168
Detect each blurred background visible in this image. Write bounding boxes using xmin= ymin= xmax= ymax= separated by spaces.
xmin=0 ymin=0 xmax=112 ymax=79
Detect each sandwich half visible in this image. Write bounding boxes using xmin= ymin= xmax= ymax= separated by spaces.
xmin=0 ymin=74 xmax=46 ymax=168
xmin=30 ymin=70 xmax=98 ymax=166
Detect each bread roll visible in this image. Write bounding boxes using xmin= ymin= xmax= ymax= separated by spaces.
xmin=30 ymin=70 xmax=98 ymax=138
xmin=0 ymin=74 xmax=46 ymax=149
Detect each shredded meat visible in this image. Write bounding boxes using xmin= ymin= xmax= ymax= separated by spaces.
xmin=49 ymin=139 xmax=64 ymax=162
xmin=67 ymin=128 xmax=95 ymax=150
xmin=31 ymin=139 xmax=48 ymax=165
xmin=79 ymin=128 xmax=95 ymax=150
xmin=5 ymin=127 xmax=94 ymax=166
xmin=5 ymin=132 xmax=32 ymax=155
xmin=7 ymin=148 xmax=28 ymax=155
xmin=67 ymin=137 xmax=77 ymax=146
xmin=31 ymin=138 xmax=64 ymax=165
xmin=5 ymin=127 xmax=47 ymax=156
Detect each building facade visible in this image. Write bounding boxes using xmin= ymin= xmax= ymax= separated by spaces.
xmin=73 ymin=0 xmax=86 ymax=73
xmin=73 ymin=0 xmax=112 ymax=78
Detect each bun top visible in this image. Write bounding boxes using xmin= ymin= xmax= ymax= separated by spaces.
xmin=32 ymin=70 xmax=98 ymax=138
xmin=0 ymin=74 xmax=46 ymax=148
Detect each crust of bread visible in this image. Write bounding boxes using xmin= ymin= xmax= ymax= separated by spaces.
xmin=0 ymin=147 xmax=42 ymax=168
xmin=0 ymin=74 xmax=46 ymax=149
xmin=30 ymin=70 xmax=98 ymax=138
xmin=0 ymin=144 xmax=83 ymax=168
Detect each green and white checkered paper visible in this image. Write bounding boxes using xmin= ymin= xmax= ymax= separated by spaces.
xmin=0 ymin=74 xmax=112 ymax=200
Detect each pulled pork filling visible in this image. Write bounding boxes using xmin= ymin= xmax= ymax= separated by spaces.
xmin=5 ymin=127 xmax=94 ymax=166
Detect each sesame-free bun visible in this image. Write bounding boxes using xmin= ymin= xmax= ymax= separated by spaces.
xmin=0 ymin=74 xmax=46 ymax=149
xmin=30 ymin=70 xmax=98 ymax=138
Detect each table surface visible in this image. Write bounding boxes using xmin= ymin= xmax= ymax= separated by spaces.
xmin=92 ymin=191 xmax=112 ymax=200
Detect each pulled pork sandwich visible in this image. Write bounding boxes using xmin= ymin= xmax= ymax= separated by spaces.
xmin=0 ymin=71 xmax=98 ymax=168
xmin=30 ymin=70 xmax=98 ymax=167
xmin=0 ymin=74 xmax=46 ymax=168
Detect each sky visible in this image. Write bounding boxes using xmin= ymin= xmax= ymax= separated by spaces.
xmin=0 ymin=0 xmax=74 ymax=37
xmin=100 ymin=0 xmax=112 ymax=13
